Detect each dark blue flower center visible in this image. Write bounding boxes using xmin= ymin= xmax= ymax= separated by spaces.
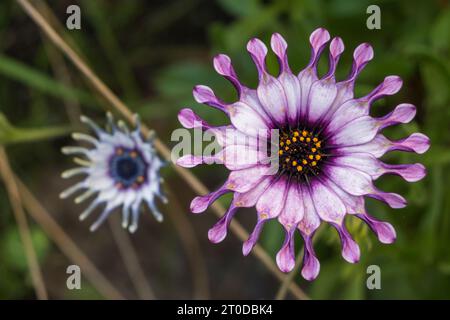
xmin=109 ymin=147 xmax=147 ymax=189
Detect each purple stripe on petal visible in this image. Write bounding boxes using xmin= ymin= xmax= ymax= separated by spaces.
xmin=208 ymin=204 xmax=239 ymax=243
xmin=377 ymin=103 xmax=416 ymax=130
xmin=193 ymin=85 xmax=228 ymax=114
xmin=300 ymin=233 xmax=320 ymax=281
xmin=276 ymin=226 xmax=296 ymax=272
xmin=332 ymin=222 xmax=360 ymax=263
xmin=356 ymin=213 xmax=396 ymax=244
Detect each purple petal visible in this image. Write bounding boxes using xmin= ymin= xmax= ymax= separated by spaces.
xmin=325 ymin=179 xmax=366 ymax=214
xmin=306 ymin=28 xmax=331 ymax=69
xmin=390 ymin=133 xmax=431 ymax=154
xmin=276 ymin=226 xmax=296 ymax=272
xmin=255 ymin=178 xmax=288 ymax=219
xmin=190 ymin=182 xmax=230 ymax=214
xmin=270 ymin=34 xmax=301 ymax=125
xmin=329 ymin=43 xmax=373 ymax=106
xmin=270 ymin=33 xmax=290 ymax=73
xmin=377 ymin=103 xmax=416 ymax=130
xmin=279 ymin=72 xmax=301 ymax=125
xmin=331 ymin=153 xmax=382 ymax=178
xmin=228 ymin=165 xmax=272 ymax=193
xmin=208 ymin=204 xmax=238 ymax=243
xmin=310 ymin=179 xmax=346 ymax=223
xmin=298 ymin=28 xmax=331 ymax=119
xmin=247 ymin=38 xmax=269 ymax=78
xmin=324 ymin=37 xmax=344 ymax=79
xmin=332 ymin=222 xmax=360 ymax=263
xmin=300 ymin=233 xmax=320 ymax=281
xmin=242 ymin=218 xmax=266 ymax=256
xmin=368 ymin=190 xmax=406 ymax=209
xmin=307 ymin=78 xmax=338 ymax=124
xmin=222 ymin=145 xmax=268 ymax=170
xmin=247 ymin=38 xmax=288 ymax=124
xmin=325 ymin=165 xmax=373 ymax=196
xmin=228 ymin=101 xmax=270 ymax=137
xmin=380 ymin=163 xmax=427 ymax=182
xmin=327 ymin=165 xmax=406 ymax=208
xmin=363 ymin=76 xmax=403 ymax=105
xmin=278 ymin=183 xmax=304 ymax=226
xmin=346 ymin=43 xmax=374 ymax=84
xmin=213 ymin=54 xmax=243 ymax=95
xmin=357 ymin=213 xmax=396 ymax=244
xmin=178 ymin=108 xmax=211 ymax=129
xmin=298 ymin=185 xmax=321 ymax=235
xmin=329 ymin=116 xmax=378 ymax=147
xmin=256 ymin=75 xmax=288 ymax=125
xmin=337 ymin=133 xmax=430 ymax=158
xmin=234 ymin=176 xmax=273 ymax=207
xmin=176 ymin=154 xmax=220 ymax=168
xmin=193 ymin=85 xmax=228 ymax=113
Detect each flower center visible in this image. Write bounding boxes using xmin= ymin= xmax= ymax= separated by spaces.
xmin=278 ymin=128 xmax=325 ymax=179
xmin=110 ymin=147 xmax=147 ymax=189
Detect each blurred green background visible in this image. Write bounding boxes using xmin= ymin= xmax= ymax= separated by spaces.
xmin=0 ymin=0 xmax=449 ymax=299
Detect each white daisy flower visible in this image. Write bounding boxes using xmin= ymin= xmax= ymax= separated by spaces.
xmin=60 ymin=113 xmax=166 ymax=233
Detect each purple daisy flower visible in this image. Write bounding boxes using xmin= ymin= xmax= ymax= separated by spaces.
xmin=176 ymin=28 xmax=430 ymax=280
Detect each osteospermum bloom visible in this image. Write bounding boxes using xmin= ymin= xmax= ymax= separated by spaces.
xmin=176 ymin=28 xmax=430 ymax=280
xmin=60 ymin=113 xmax=166 ymax=233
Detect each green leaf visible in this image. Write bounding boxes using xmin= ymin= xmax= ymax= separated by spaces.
xmin=0 ymin=112 xmax=70 ymax=145
xmin=0 ymin=54 xmax=96 ymax=106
